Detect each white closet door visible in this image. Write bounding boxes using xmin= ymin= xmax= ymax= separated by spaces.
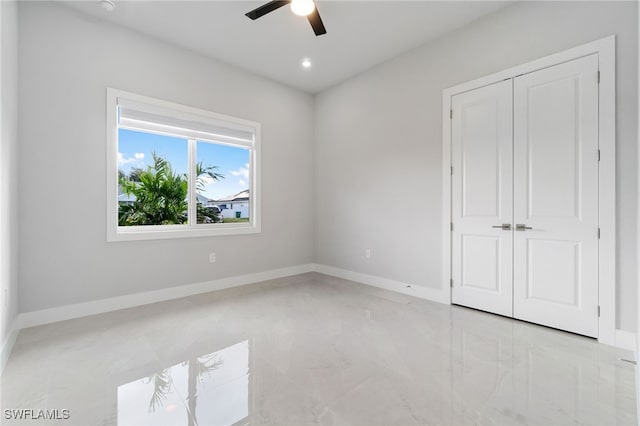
xmin=513 ymin=54 xmax=599 ymax=337
xmin=451 ymin=80 xmax=513 ymax=317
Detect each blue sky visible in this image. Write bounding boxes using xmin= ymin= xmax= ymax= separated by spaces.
xmin=118 ymin=129 xmax=249 ymax=200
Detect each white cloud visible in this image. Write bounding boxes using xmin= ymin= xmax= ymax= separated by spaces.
xmin=230 ymin=163 xmax=249 ymax=179
xmin=118 ymin=152 xmax=145 ymax=165
xmin=230 ymin=163 xmax=250 ymax=187
xmin=229 ymin=163 xmax=249 ymax=186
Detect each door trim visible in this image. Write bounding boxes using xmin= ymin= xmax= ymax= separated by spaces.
xmin=441 ymin=35 xmax=616 ymax=345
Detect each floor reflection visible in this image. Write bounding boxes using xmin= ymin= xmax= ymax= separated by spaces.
xmin=117 ymin=341 xmax=249 ymax=426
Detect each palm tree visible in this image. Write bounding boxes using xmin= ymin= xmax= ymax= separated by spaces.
xmin=118 ymin=154 xmax=226 ymax=226
xmin=118 ymin=153 xmax=188 ymax=226
xmin=195 ymin=161 xmax=224 ymax=193
xmin=128 ymin=167 xmax=144 ymax=182
xmin=195 ymin=161 xmax=225 ymax=224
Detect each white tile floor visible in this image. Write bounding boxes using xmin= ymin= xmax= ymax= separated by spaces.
xmin=1 ymin=272 xmax=637 ymax=425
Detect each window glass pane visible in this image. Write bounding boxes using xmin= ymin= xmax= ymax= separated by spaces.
xmin=196 ymin=141 xmax=251 ymax=224
xmin=118 ymin=128 xmax=189 ymax=226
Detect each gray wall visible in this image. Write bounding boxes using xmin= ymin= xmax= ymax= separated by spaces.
xmin=18 ymin=2 xmax=315 ymax=312
xmin=1 ymin=0 xmax=19 ymax=353
xmin=314 ymin=1 xmax=638 ymax=331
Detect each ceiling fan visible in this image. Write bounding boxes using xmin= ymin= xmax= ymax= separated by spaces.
xmin=245 ymin=0 xmax=327 ymax=36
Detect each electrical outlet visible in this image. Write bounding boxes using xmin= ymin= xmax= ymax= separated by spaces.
xmin=209 ymin=252 xmax=216 ymax=263
xmin=365 ymin=249 xmax=371 ymax=259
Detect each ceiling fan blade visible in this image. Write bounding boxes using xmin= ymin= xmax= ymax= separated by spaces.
xmin=307 ymin=7 xmax=327 ymax=36
xmin=245 ymin=1 xmax=291 ymax=20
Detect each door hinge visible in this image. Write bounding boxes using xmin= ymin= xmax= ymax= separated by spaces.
xmin=597 ymin=70 xmax=600 ymax=84
xmin=597 ymin=149 xmax=601 ymax=162
xmin=598 ymin=228 xmax=601 ymax=239
xmin=450 ymin=278 xmax=454 ymax=288
xmin=450 ymin=166 xmax=454 ymax=175
xmin=450 ymin=109 xmax=453 ymax=119
xmin=450 ymin=222 xmax=454 ymax=231
xmin=598 ymin=305 xmax=601 ymax=317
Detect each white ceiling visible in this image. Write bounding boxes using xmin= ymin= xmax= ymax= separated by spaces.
xmin=62 ymin=1 xmax=513 ymax=93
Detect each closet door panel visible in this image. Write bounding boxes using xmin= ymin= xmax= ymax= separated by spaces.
xmin=451 ymin=80 xmax=513 ymax=317
xmin=513 ymin=54 xmax=599 ymax=337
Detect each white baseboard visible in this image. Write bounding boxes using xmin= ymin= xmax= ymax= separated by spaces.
xmin=615 ymin=329 xmax=637 ymax=353
xmin=0 ymin=320 xmax=19 ymax=376
xmin=312 ymin=263 xmax=450 ymax=304
xmin=18 ymin=263 xmax=315 ymax=330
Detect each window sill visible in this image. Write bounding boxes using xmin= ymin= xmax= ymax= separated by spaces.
xmin=107 ymin=223 xmax=260 ymax=242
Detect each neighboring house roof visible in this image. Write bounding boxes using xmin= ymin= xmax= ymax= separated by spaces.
xmin=118 ymin=186 xmax=137 ymax=203
xmin=196 ymin=193 xmax=214 ymax=204
xmin=217 ymin=190 xmax=249 ymax=202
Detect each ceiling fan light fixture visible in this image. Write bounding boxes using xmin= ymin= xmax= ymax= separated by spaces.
xmin=290 ymin=0 xmax=315 ymax=17
xmin=245 ymin=0 xmax=326 ymax=36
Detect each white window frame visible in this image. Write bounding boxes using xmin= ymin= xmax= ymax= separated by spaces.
xmin=106 ymin=88 xmax=261 ymax=242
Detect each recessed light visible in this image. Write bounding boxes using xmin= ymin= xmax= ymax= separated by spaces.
xmin=301 ymin=58 xmax=312 ymax=69
xmin=100 ymin=0 xmax=116 ymax=12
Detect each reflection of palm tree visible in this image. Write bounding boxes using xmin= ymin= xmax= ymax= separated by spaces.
xmin=188 ymin=361 xmax=197 ymax=426
xmin=185 ymin=354 xmax=224 ymax=426
xmin=144 ymin=369 xmax=173 ymax=413
xmin=144 ymin=353 xmax=224 ymax=424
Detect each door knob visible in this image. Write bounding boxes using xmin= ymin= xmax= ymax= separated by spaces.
xmin=492 ymin=224 xmax=512 ymax=230
xmin=516 ymin=224 xmax=533 ymax=231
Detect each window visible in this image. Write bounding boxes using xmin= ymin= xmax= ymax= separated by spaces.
xmin=107 ymin=89 xmax=260 ymax=241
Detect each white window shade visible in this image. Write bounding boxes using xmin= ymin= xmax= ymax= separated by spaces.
xmin=117 ymin=98 xmax=255 ymax=147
